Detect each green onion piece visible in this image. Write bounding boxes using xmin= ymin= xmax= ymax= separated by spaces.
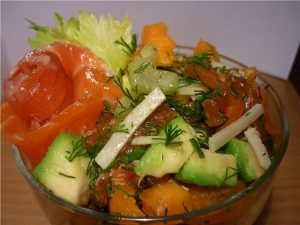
xmin=190 ymin=138 xmax=205 ymax=158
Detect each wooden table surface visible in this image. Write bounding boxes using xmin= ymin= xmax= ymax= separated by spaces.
xmin=1 ymin=74 xmax=300 ymax=225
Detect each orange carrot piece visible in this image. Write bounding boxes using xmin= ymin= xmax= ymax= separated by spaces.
xmin=109 ymin=185 xmax=145 ymax=217
xmin=194 ymin=39 xmax=220 ymax=62
xmin=142 ymin=23 xmax=176 ymax=66
xmin=139 ymin=179 xmax=192 ymax=216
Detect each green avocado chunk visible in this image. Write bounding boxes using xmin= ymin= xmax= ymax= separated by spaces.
xmin=225 ymin=138 xmax=264 ymax=182
xmin=134 ymin=116 xmax=194 ymax=178
xmin=175 ymin=150 xmax=238 ymax=187
xmin=33 ymin=132 xmax=90 ymax=205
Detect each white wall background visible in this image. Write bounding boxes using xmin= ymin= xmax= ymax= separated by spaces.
xmin=1 ymin=1 xmax=300 ymax=86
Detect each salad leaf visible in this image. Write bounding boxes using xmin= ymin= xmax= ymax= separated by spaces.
xmin=28 ymin=11 xmax=133 ymax=75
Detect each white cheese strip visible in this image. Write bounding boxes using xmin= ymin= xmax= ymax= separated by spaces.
xmin=177 ymin=83 xmax=208 ymax=96
xmin=95 ymin=87 xmax=166 ymax=169
xmin=244 ymin=127 xmax=271 ymax=170
xmin=209 ymin=104 xmax=264 ymax=152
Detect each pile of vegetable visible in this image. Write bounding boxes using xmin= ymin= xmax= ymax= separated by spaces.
xmin=1 ymin=11 xmax=278 ymax=218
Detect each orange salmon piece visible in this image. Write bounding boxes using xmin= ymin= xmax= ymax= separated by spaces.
xmin=1 ymin=42 xmax=123 ymax=166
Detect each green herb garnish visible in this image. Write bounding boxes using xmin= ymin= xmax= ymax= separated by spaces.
xmin=187 ymin=51 xmax=212 ymax=69
xmin=190 ymin=138 xmax=205 ymax=158
xmin=107 ymin=177 xmax=113 ymax=197
xmin=103 ymin=100 xmax=116 ymax=116
xmin=133 ymin=62 xmax=151 ymax=74
xmin=140 ymin=118 xmax=162 ymax=135
xmin=153 ymin=123 xmax=184 ymax=146
xmin=112 ymin=122 xmax=129 ymax=133
xmin=115 ymin=33 xmax=138 ymax=57
xmin=195 ymin=88 xmax=222 ymax=102
xmin=105 ymin=147 xmax=146 ymax=171
xmin=65 ymin=137 xmax=87 ymax=162
xmin=230 ymin=83 xmax=239 ymax=95
xmin=58 ymin=172 xmax=76 ymax=179
xmin=219 ymin=167 xmax=238 ymax=187
xmin=114 ymin=75 xmax=143 ymax=106
xmin=178 ymin=74 xmax=200 ymax=87
xmin=166 ymin=98 xmax=206 ymax=124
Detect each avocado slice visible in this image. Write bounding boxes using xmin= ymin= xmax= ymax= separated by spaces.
xmin=33 ymin=132 xmax=90 ymax=205
xmin=175 ymin=150 xmax=238 ymax=187
xmin=134 ymin=116 xmax=195 ymax=178
xmin=225 ymin=138 xmax=264 ymax=182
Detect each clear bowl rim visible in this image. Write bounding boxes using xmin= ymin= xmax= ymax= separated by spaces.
xmin=12 ymin=46 xmax=290 ymax=223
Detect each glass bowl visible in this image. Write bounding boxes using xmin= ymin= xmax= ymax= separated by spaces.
xmin=12 ymin=46 xmax=290 ymax=225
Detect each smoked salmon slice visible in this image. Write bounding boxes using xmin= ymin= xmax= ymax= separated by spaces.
xmin=1 ymin=42 xmax=123 ymax=166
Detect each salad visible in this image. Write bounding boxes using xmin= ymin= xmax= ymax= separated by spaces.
xmin=1 ymin=12 xmax=279 ymax=218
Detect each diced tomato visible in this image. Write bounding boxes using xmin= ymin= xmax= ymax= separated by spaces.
xmin=111 ymin=167 xmax=138 ymax=187
xmin=221 ymin=98 xmax=244 ymax=129
xmin=150 ymin=104 xmax=178 ymax=126
xmin=186 ymin=65 xmax=221 ymax=89
xmin=203 ymin=99 xmax=226 ymax=127
xmin=193 ymin=66 xmax=261 ymax=129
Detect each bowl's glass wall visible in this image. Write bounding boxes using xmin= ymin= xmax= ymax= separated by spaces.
xmin=12 ymin=47 xmax=289 ymax=225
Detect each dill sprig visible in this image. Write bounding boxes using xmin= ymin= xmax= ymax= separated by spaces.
xmin=178 ymin=74 xmax=200 ymax=87
xmin=115 ymin=33 xmax=138 ymax=57
xmin=166 ymin=98 xmax=206 ymax=124
xmin=58 ymin=172 xmax=76 ymax=179
xmin=187 ymin=51 xmax=213 ymax=69
xmin=106 ymin=177 xmax=113 ymax=197
xmin=166 ymin=99 xmax=195 ymax=117
xmin=133 ymin=62 xmax=151 ymax=74
xmin=115 ymin=98 xmax=138 ymax=119
xmin=153 ymin=123 xmax=185 ymax=146
xmin=65 ymin=131 xmax=108 ymax=189
xmin=230 ymin=82 xmax=239 ymax=95
xmin=140 ymin=118 xmax=162 ymax=136
xmin=85 ymin=137 xmax=104 ymax=172
xmin=214 ymin=65 xmax=230 ymax=74
xmin=189 ymin=138 xmax=205 ymax=158
xmin=111 ymin=122 xmax=129 ymax=134
xmin=103 ymin=100 xmax=116 ymax=116
xmin=65 ymin=137 xmax=87 ymax=162
xmin=195 ymin=88 xmax=222 ymax=102
xmin=114 ymin=75 xmax=143 ymax=106
xmin=219 ymin=167 xmax=239 ymax=187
